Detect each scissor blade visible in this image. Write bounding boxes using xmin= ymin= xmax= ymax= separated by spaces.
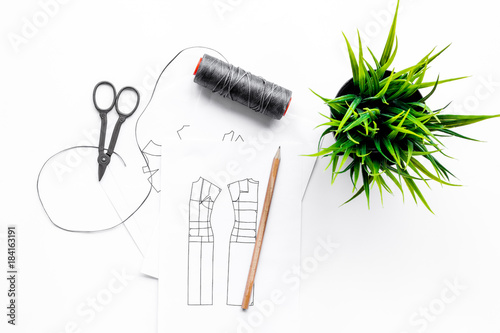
xmin=98 ymin=164 xmax=107 ymax=181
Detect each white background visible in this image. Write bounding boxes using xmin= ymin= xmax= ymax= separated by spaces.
xmin=1 ymin=0 xmax=500 ymax=332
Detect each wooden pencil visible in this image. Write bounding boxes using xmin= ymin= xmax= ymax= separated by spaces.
xmin=242 ymin=146 xmax=281 ymax=310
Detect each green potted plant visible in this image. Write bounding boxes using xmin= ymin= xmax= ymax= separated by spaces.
xmin=311 ymin=0 xmax=499 ymax=212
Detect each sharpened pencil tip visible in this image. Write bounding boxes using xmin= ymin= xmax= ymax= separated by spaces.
xmin=275 ymin=146 xmax=281 ymax=159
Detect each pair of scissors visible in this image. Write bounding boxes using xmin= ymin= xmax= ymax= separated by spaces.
xmin=93 ymin=81 xmax=140 ymax=181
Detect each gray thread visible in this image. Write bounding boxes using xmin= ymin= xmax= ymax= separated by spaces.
xmin=194 ymin=54 xmax=292 ymax=120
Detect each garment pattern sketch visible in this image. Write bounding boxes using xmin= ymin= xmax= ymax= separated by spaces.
xmin=140 ymin=126 xmax=190 ymax=193
xmin=188 ymin=177 xmax=221 ymax=305
xmin=226 ymin=178 xmax=259 ymax=306
xmin=222 ymin=130 xmax=244 ymax=142
xmin=141 ymin=140 xmax=162 ymax=193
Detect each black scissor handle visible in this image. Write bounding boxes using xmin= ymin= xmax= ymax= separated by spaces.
xmin=93 ymin=81 xmax=117 ymax=113
xmin=115 ymin=86 xmax=140 ymax=117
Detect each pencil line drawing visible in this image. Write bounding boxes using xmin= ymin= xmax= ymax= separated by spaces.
xmin=188 ymin=177 xmax=221 ymax=306
xmin=177 ymin=125 xmax=190 ymax=140
xmin=141 ymin=140 xmax=162 ymax=193
xmin=222 ymin=130 xmax=244 ymax=142
xmin=226 ymin=178 xmax=259 ymax=306
xmin=222 ymin=130 xmax=235 ymax=141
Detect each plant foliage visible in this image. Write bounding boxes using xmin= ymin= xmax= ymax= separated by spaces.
xmin=311 ymin=0 xmax=499 ymax=212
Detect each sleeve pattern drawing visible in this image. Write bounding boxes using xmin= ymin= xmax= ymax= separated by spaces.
xmin=188 ymin=177 xmax=221 ymax=305
xmin=226 ymin=178 xmax=259 ymax=306
xmin=141 ymin=140 xmax=162 ymax=193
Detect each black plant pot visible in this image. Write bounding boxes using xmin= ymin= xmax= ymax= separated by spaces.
xmin=332 ymin=71 xmax=423 ymax=165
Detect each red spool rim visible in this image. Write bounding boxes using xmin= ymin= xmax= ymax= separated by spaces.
xmin=193 ymin=57 xmax=203 ymax=75
xmin=283 ymin=97 xmax=292 ymax=116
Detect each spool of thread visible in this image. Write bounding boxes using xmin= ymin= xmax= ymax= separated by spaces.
xmin=193 ymin=54 xmax=292 ymax=120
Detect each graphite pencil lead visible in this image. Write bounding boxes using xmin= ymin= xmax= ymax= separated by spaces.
xmin=275 ymin=146 xmax=281 ymax=159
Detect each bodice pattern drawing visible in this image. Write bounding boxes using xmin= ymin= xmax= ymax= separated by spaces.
xmin=228 ymin=179 xmax=259 ymax=243
xmin=226 ymin=178 xmax=259 ymax=306
xmin=189 ymin=177 xmax=221 ymax=243
xmin=187 ymin=177 xmax=221 ymax=306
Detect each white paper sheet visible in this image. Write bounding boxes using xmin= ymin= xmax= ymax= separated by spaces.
xmin=136 ymin=49 xmax=319 ymax=276
xmin=158 ymin=141 xmax=303 ymax=333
